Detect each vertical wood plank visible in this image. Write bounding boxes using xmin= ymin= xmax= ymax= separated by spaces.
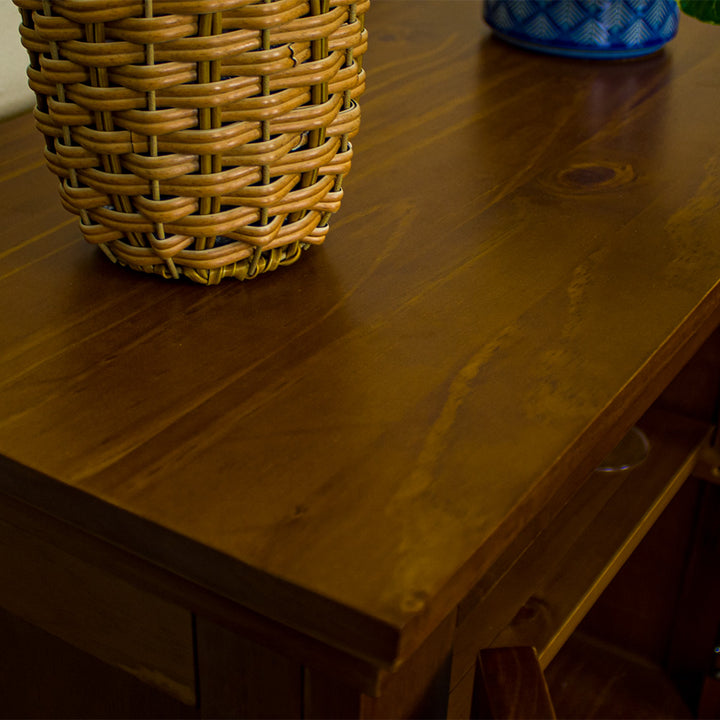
xmin=195 ymin=615 xmax=303 ymax=719
xmin=447 ymin=666 xmax=475 ymax=720
xmin=304 ymin=611 xmax=457 ymax=720
xmin=362 ymin=611 xmax=456 ymax=720
xmin=472 ymin=647 xmax=556 ymax=720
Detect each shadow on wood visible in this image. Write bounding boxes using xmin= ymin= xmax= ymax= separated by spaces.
xmin=471 ymin=647 xmax=556 ymax=720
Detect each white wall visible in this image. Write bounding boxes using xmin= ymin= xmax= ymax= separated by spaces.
xmin=1 ymin=3 xmax=35 ymax=119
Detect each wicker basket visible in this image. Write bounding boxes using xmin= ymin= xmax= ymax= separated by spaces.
xmin=14 ymin=0 xmax=368 ymax=284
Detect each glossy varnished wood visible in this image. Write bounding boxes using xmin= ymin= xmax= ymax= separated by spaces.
xmin=2 ymin=0 xmax=720 ymax=699
xmin=446 ymin=407 xmax=712 ymax=718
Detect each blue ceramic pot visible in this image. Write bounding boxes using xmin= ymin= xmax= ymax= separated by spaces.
xmin=483 ymin=0 xmax=680 ymax=59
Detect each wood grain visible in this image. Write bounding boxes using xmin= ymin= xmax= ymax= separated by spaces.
xmin=447 ymin=408 xmax=711 ymax=719
xmin=195 ymin=616 xmax=303 ymax=719
xmin=1 ymin=0 xmax=720 ymax=680
xmin=360 ymin=611 xmax=456 ymax=719
xmin=489 ymin=411 xmax=710 ymax=669
xmin=0 ymin=606 xmax=197 ymax=720
xmin=0 ymin=501 xmax=196 ymax=705
xmin=471 ymin=647 xmax=556 ymax=720
xmin=304 ymin=610 xmax=456 ymax=719
xmin=577 ymin=477 xmax=704 ymax=666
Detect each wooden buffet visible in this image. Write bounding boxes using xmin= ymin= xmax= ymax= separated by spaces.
xmin=1 ymin=2 xmax=720 ymax=717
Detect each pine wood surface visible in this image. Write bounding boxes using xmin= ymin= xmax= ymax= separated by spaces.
xmin=2 ymin=0 xmax=720 ymax=674
xmin=487 ymin=410 xmax=710 ymax=670
xmin=446 ymin=409 xmax=711 ymax=719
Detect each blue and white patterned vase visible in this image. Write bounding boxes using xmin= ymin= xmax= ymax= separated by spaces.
xmin=483 ymin=0 xmax=680 ymax=59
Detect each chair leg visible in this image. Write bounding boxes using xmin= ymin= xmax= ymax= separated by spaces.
xmin=471 ymin=646 xmax=556 ymax=720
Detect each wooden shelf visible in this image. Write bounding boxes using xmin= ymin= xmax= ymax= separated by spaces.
xmin=545 ymin=632 xmax=693 ymax=720
xmin=449 ymin=407 xmax=711 ymax=719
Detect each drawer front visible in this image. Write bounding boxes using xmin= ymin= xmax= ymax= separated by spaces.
xmin=0 ymin=504 xmax=196 ymax=706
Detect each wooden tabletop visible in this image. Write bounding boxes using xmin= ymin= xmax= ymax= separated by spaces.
xmin=2 ymin=0 xmax=720 ymax=674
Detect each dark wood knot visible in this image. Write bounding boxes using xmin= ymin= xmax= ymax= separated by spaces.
xmin=554 ymin=161 xmax=636 ymax=193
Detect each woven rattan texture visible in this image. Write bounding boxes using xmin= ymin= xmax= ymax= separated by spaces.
xmin=14 ymin=0 xmax=368 ymax=284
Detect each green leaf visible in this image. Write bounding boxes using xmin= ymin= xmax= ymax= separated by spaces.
xmin=679 ymin=0 xmax=720 ymax=24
